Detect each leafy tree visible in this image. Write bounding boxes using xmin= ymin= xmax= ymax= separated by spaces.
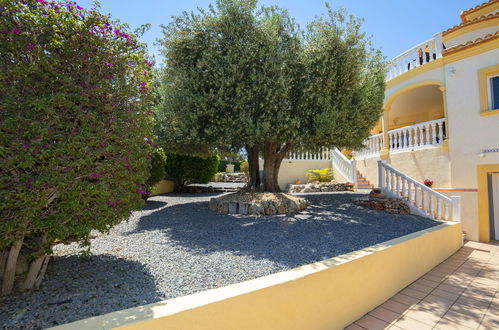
xmin=0 ymin=0 xmax=155 ymax=294
xmin=156 ymin=0 xmax=385 ymax=192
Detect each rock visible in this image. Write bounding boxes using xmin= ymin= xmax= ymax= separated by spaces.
xmin=302 ymin=187 xmax=312 ymax=193
xmin=248 ymin=203 xmax=264 ymax=216
xmin=277 ymin=202 xmax=288 ymax=213
xmin=239 ymin=203 xmax=249 ymax=215
xmin=262 ymin=201 xmax=277 ymax=215
xmin=208 ymin=200 xmax=218 ymax=211
xmin=228 ymin=202 xmax=238 ymax=214
xmin=217 ymin=201 xmax=229 ymax=213
xmin=369 ymin=188 xmax=384 ymax=199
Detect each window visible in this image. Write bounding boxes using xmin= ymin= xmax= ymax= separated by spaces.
xmin=479 ymin=64 xmax=499 ymax=116
xmin=489 ymin=75 xmax=499 ymax=110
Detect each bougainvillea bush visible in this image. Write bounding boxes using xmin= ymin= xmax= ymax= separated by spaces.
xmin=0 ymin=0 xmax=155 ymax=294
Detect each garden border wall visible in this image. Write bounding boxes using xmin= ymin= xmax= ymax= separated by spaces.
xmin=52 ymin=222 xmax=462 ymax=330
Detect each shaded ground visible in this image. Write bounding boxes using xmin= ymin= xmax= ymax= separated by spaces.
xmin=0 ymin=192 xmax=439 ymax=329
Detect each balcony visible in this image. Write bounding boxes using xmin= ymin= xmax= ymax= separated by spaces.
xmin=355 ymin=118 xmax=446 ymax=159
xmin=386 ymin=33 xmax=443 ymax=81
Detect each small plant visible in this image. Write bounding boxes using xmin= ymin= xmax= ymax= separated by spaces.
xmin=306 ymin=168 xmax=333 ymax=182
xmin=240 ymin=161 xmax=249 ymax=178
xmin=346 ymin=182 xmax=354 ymax=190
xmin=213 ymin=172 xmax=225 ymax=182
xmin=423 ymin=179 xmax=434 ymax=188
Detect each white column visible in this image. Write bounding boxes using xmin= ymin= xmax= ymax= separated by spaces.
xmin=451 ymin=196 xmax=461 ymax=222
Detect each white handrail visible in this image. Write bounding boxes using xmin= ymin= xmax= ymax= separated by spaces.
xmin=332 ymin=147 xmax=356 ymax=185
xmin=388 ymin=118 xmax=446 ymax=152
xmin=377 ymin=160 xmax=461 ymax=222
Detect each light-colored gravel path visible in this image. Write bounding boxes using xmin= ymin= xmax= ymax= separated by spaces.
xmin=0 ymin=192 xmax=439 ymax=329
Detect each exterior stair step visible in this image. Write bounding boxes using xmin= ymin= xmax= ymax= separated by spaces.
xmin=356 ymin=171 xmax=374 ymax=189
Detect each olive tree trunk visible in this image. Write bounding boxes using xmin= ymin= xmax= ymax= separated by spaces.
xmin=245 ymin=144 xmax=261 ymax=188
xmin=262 ymin=141 xmax=290 ymax=192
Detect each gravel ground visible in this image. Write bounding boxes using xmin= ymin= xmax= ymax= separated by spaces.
xmin=0 ymin=192 xmax=440 ymax=329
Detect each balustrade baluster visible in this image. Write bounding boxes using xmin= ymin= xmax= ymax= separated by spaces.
xmin=436 ymin=199 xmax=441 ymax=220
xmin=414 ymin=185 xmax=418 ymax=207
xmin=395 ymin=174 xmax=400 ymax=195
xmin=421 ymin=189 xmax=426 ymax=213
xmin=429 ymin=194 xmax=434 ymax=219
xmin=438 ymin=121 xmax=444 ymax=144
xmin=401 ymin=177 xmax=406 ymax=199
xmin=418 ymin=126 xmax=423 ymax=146
xmin=424 ymin=124 xmax=430 ymax=145
xmin=431 ymin=123 xmax=437 ymax=145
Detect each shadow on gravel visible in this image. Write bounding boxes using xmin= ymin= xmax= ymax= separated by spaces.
xmin=131 ymin=192 xmax=439 ymax=269
xmin=0 ymin=254 xmax=162 ymax=330
xmin=142 ymin=200 xmax=168 ymax=211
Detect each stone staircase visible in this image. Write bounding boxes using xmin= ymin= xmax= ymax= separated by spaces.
xmin=356 ymin=171 xmax=374 ymax=190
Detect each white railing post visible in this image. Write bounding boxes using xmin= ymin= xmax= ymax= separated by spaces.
xmin=351 ymin=159 xmax=357 ymax=187
xmin=434 ymin=32 xmax=443 ymax=59
xmin=451 ymin=196 xmax=461 ymax=222
xmin=378 ymin=160 xmax=384 ymax=189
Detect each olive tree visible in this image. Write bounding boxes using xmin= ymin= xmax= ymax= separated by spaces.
xmin=156 ymin=0 xmax=385 ymax=192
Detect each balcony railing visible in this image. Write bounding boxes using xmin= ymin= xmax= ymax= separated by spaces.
xmin=355 ymin=118 xmax=446 ymax=159
xmin=386 ymin=33 xmax=443 ymax=81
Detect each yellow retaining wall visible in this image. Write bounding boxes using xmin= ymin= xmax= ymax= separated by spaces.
xmin=53 ymin=222 xmax=462 ymax=330
xmin=150 ymin=180 xmax=175 ymax=196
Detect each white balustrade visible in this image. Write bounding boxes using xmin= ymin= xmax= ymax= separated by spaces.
xmin=332 ymin=147 xmax=357 ymax=185
xmin=354 ymin=133 xmax=384 ymax=159
xmin=387 ymin=118 xmax=446 ymax=152
xmin=285 ymin=147 xmax=332 ymax=161
xmin=386 ymin=33 xmax=443 ymax=81
xmin=378 ymin=161 xmax=461 ymax=221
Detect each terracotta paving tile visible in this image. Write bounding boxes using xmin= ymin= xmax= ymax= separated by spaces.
xmin=455 ymin=293 xmax=494 ymax=309
xmin=408 ymin=282 xmax=434 ymax=294
xmin=423 ymin=273 xmax=446 ymax=283
xmin=344 ymin=323 xmax=366 ymax=330
xmin=437 ymin=282 xmax=467 ymax=295
xmin=399 ymin=287 xmax=427 ymax=300
xmin=431 ymin=288 xmax=460 ymax=302
xmin=419 ymin=294 xmax=455 ymax=311
xmin=391 ymin=315 xmax=433 ymax=330
xmin=414 ymin=277 xmax=440 ymax=288
xmin=479 ymin=314 xmax=499 ymax=329
xmin=368 ymin=306 xmax=402 ymax=324
xmin=441 ymin=307 xmax=485 ymax=329
xmin=381 ymin=299 xmax=412 ymax=314
xmin=390 ymin=293 xmax=420 ymax=307
xmin=355 ymin=314 xmax=390 ymax=330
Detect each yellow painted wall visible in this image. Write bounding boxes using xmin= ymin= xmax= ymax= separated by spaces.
xmin=102 ymin=223 xmax=460 ymax=330
xmin=150 ymin=180 xmax=175 ymax=196
xmin=439 ymin=190 xmax=478 ymax=241
xmin=259 ymin=160 xmax=332 ymax=190
xmin=356 ymin=147 xmax=451 ymax=189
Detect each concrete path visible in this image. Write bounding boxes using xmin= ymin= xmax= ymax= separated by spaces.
xmin=347 ymin=241 xmax=499 ymax=330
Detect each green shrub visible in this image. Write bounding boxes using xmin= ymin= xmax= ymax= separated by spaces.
xmin=306 ymin=168 xmax=334 ymax=182
xmin=0 ymin=0 xmax=155 ymax=294
xmin=240 ymin=161 xmax=249 ymax=178
xmin=213 ymin=172 xmax=225 ymax=182
xmin=146 ymin=148 xmax=167 ymax=187
xmin=165 ymin=152 xmax=220 ymax=189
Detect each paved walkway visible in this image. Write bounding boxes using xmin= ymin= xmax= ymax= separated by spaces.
xmin=347 ymin=241 xmax=499 ymax=330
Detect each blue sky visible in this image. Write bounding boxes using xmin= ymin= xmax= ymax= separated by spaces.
xmin=78 ymin=0 xmax=480 ymax=62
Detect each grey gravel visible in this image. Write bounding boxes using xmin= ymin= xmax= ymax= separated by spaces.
xmin=0 ymin=192 xmax=439 ymax=329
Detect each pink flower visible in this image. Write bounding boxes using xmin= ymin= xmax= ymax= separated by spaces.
xmin=105 ymin=63 xmax=113 ymax=67
xmin=145 ymin=60 xmax=153 ymax=67
xmin=139 ymin=82 xmax=147 ymax=87
xmin=143 ymin=70 xmax=148 ymax=75
xmin=23 ymin=143 xmax=31 ymax=148
xmin=12 ymin=28 xmax=22 ymax=35
xmin=42 ymin=144 xmax=49 ymax=149
xmin=33 ymin=148 xmax=41 ymax=153
xmin=26 ymin=43 xmax=36 ymax=51
xmin=37 ymin=0 xmax=48 ymax=5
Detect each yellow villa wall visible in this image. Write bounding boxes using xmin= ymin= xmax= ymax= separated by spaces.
xmin=259 ymin=159 xmax=332 ymax=190
xmin=356 ymin=147 xmax=451 ymax=189
xmin=150 ymin=180 xmax=175 ymax=196
xmin=53 ymin=223 xmax=461 ymax=330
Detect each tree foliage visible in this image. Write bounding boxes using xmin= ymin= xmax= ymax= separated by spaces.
xmin=0 ymin=0 xmax=155 ymax=294
xmin=156 ymin=0 xmax=385 ymax=191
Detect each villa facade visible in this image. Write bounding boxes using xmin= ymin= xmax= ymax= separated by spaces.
xmin=352 ymin=0 xmax=499 ymax=242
